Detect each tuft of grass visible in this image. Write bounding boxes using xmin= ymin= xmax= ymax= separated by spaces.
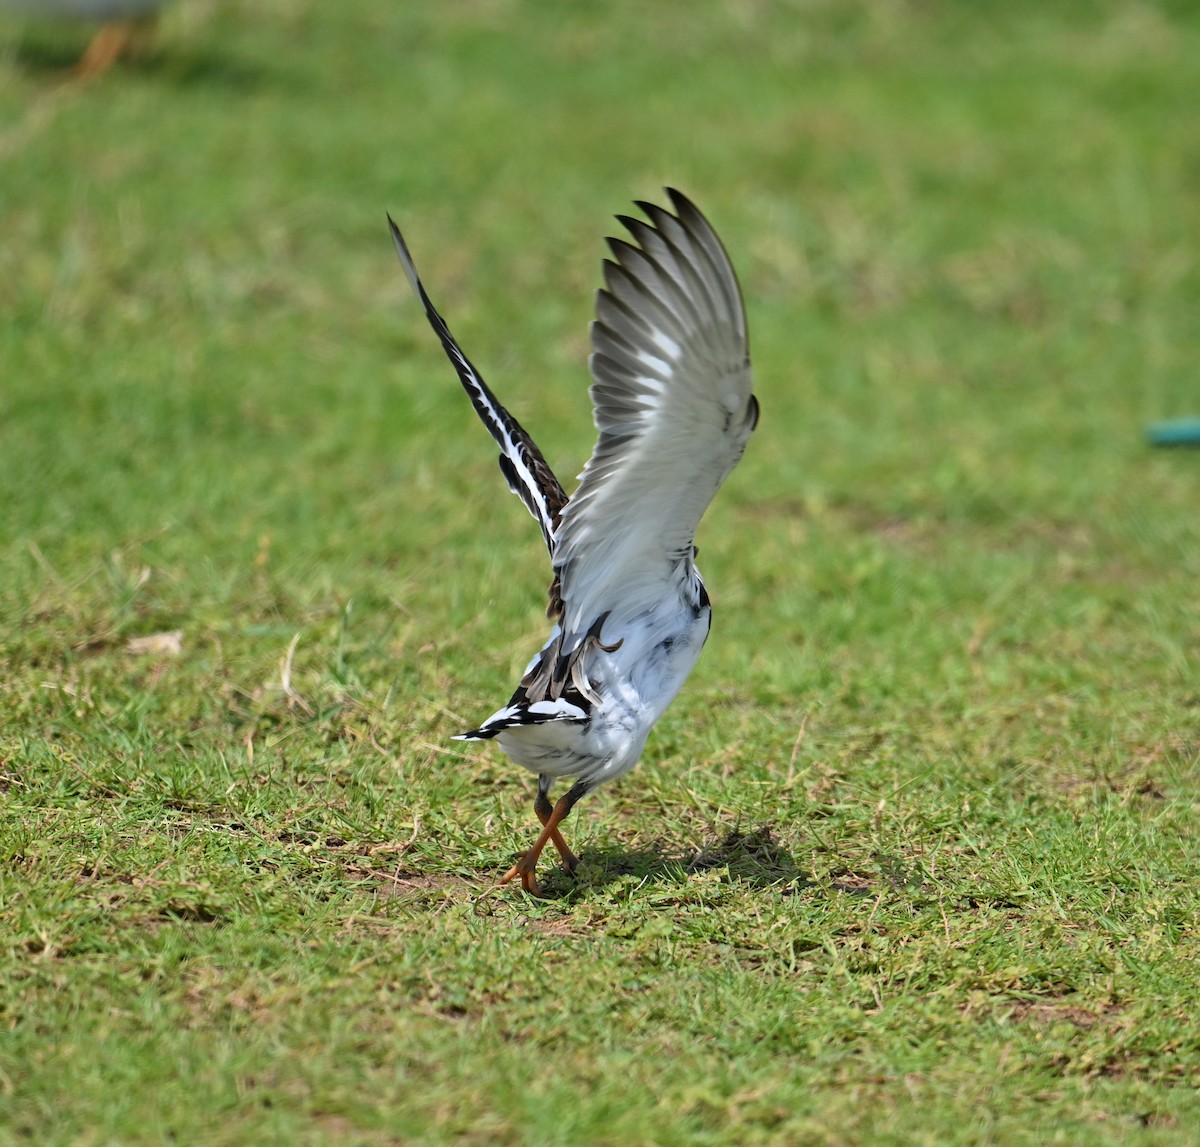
xmin=2 ymin=1 xmax=1198 ymax=1143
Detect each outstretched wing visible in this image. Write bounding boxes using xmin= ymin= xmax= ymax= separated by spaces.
xmin=552 ymin=189 xmax=758 ymax=637
xmin=388 ymin=216 xmax=568 ymax=555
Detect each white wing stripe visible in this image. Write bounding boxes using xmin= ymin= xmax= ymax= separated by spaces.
xmin=635 ymin=350 xmax=673 ymax=377
xmin=650 ymin=329 xmax=683 ymax=360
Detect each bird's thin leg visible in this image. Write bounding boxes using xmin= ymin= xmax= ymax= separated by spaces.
xmin=74 ymin=15 xmax=158 ymax=80
xmin=534 ymin=775 xmax=579 ymax=873
xmin=75 ymin=21 xmax=136 ymax=79
xmin=500 ymin=781 xmax=589 ymax=896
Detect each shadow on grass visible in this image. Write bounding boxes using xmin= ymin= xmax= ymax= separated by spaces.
xmin=533 ymin=825 xmax=813 ymax=900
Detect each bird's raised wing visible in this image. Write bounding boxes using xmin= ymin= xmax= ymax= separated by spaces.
xmin=552 ymin=190 xmax=757 ymax=637
xmin=388 ymin=216 xmax=568 ymax=555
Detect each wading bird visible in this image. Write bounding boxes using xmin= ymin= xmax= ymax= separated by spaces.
xmin=1 ymin=0 xmax=172 ymax=78
xmin=389 ymin=190 xmax=757 ymax=896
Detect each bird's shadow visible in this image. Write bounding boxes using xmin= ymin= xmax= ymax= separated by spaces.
xmin=533 ymin=824 xmax=812 ymax=900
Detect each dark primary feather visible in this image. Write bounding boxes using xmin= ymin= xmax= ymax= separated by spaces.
xmin=387 ymin=215 xmax=568 ymax=556
xmin=551 ymin=188 xmax=756 ymax=638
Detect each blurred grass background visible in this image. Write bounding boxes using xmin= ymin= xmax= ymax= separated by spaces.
xmin=1 ymin=1 xmax=1198 ymax=1144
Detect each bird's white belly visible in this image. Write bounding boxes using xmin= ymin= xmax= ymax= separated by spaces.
xmin=494 ymin=599 xmax=711 ymax=787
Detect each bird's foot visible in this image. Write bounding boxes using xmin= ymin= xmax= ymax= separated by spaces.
xmin=498 ymin=858 xmax=544 ymax=897
xmin=505 ymin=786 xmax=584 ymax=896
xmin=499 ymin=850 xmax=579 ymax=896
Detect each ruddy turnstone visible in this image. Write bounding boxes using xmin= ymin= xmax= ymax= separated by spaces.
xmin=1 ymin=0 xmax=173 ymax=78
xmin=389 ymin=189 xmax=757 ymax=896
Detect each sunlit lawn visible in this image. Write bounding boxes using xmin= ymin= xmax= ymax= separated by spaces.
xmin=2 ymin=2 xmax=1198 ymax=1143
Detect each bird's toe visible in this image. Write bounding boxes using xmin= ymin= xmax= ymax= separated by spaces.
xmin=499 ymin=858 xmax=545 ymax=898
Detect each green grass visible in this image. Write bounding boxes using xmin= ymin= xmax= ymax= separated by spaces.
xmin=2 ymin=1 xmax=1199 ymax=1143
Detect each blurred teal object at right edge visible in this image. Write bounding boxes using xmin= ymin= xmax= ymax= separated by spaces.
xmin=1147 ymin=419 xmax=1200 ymax=447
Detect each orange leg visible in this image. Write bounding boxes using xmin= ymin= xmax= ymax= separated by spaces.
xmin=75 ymin=22 xmax=136 ymax=80
xmin=534 ymin=787 xmax=579 ymax=872
xmin=500 ymin=785 xmax=585 ymax=897
xmin=74 ymin=16 xmax=158 ymax=81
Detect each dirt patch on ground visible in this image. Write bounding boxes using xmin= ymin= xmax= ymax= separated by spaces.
xmin=522 ymin=913 xmax=594 ymax=938
xmin=1005 ymin=1000 xmax=1123 ymax=1029
xmin=359 ymin=868 xmax=477 ymax=900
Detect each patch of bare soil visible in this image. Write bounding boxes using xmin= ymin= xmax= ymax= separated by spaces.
xmin=1006 ymin=1000 xmax=1122 ymax=1029
xmin=360 ymin=869 xmax=477 ymax=900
